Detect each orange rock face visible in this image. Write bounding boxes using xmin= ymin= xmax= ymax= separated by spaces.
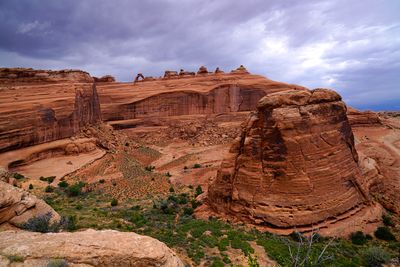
xmin=97 ymin=72 xmax=305 ymax=123
xmin=0 ymin=68 xmax=101 ymax=153
xmin=206 ymin=89 xmax=372 ymax=231
xmin=347 ymin=107 xmax=381 ymax=127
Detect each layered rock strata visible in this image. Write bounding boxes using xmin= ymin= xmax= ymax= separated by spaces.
xmin=0 ymin=229 xmax=184 ymax=266
xmin=206 ymin=89 xmax=372 ymax=230
xmin=0 ymin=68 xmax=101 ymax=153
xmin=0 ymin=181 xmax=60 ymax=228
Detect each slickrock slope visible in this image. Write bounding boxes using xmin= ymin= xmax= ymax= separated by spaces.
xmin=0 ymin=229 xmax=184 ymax=267
xmin=0 ymin=181 xmax=60 ymax=228
xmin=204 ymin=89 xmax=379 ymax=234
xmin=97 ymin=71 xmax=306 ymax=124
xmin=0 ymin=68 xmax=101 ymax=153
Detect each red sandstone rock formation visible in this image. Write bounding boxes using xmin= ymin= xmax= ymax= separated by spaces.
xmin=93 ymin=75 xmax=115 ymax=83
xmin=347 ymin=107 xmax=381 ymax=127
xmin=97 ymin=72 xmax=306 ymax=123
xmin=0 ymin=68 xmax=101 ymax=153
xmin=197 ymin=66 xmax=209 ymax=75
xmin=205 ymin=89 xmax=376 ymax=233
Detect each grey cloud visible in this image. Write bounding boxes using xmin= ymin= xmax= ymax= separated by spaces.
xmin=0 ymin=0 xmax=399 ymax=110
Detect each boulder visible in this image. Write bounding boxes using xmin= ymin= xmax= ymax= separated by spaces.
xmin=0 ymin=181 xmax=60 ymax=227
xmin=0 ymin=229 xmax=184 ymax=267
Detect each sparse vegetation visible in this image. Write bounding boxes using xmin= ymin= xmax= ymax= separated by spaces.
xmin=6 ymin=254 xmax=24 ymax=263
xmin=21 ymin=212 xmax=59 ymax=233
xmin=195 ymin=185 xmax=203 ymax=197
xmin=375 ymin=226 xmax=396 ymax=241
xmin=362 ymin=246 xmax=391 ymax=267
xmin=58 ymin=181 xmax=69 ymax=188
xmin=13 ymin=172 xmax=25 ymax=180
xmin=45 ymin=185 xmax=54 ymax=193
xmin=193 ymin=163 xmax=201 ymax=169
xmin=40 ymin=176 xmax=56 ymax=183
xmin=67 ymin=182 xmax=85 ymax=197
xmin=99 ymin=179 xmax=105 ymax=183
xmin=47 ymin=258 xmax=68 ymax=267
xmin=382 ymin=214 xmax=394 ymax=227
xmin=145 ymin=165 xmax=155 ymax=172
xmin=110 ymin=198 xmax=118 ymax=206
xmin=350 ymin=231 xmax=368 ymax=245
xmin=29 ymin=183 xmax=33 ymax=189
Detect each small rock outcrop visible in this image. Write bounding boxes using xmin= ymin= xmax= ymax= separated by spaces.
xmin=0 ymin=181 xmax=60 ymax=228
xmin=231 ymin=65 xmax=249 ymax=74
xmin=197 ymin=66 xmax=209 ymax=75
xmin=93 ymin=75 xmax=115 ymax=83
xmin=0 ymin=229 xmax=184 ymax=267
xmin=206 ymin=89 xmax=372 ymax=231
xmin=347 ymin=107 xmax=381 ymax=127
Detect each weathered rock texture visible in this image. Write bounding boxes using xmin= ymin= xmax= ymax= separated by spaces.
xmin=0 ymin=229 xmax=184 ymax=267
xmin=206 ymin=89 xmax=372 ymax=231
xmin=94 ymin=75 xmax=116 ymax=83
xmin=0 ymin=181 xmax=60 ymax=228
xmin=0 ymin=68 xmax=101 ymax=153
xmin=347 ymin=107 xmax=381 ymax=127
xmin=97 ymin=72 xmax=305 ymax=123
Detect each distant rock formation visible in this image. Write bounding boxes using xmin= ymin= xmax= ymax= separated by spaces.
xmin=215 ymin=67 xmax=224 ymax=74
xmin=0 ymin=181 xmax=60 ymax=228
xmin=134 ymin=73 xmax=145 ymax=82
xmin=0 ymin=68 xmax=93 ymax=84
xmin=205 ymin=89 xmax=375 ymax=232
xmin=164 ymin=70 xmax=179 ymax=79
xmin=197 ymin=66 xmax=209 ymax=75
xmin=347 ymin=107 xmax=381 ymax=127
xmin=0 ymin=229 xmax=184 ymax=266
xmin=93 ymin=75 xmax=115 ymax=83
xmin=0 ymin=68 xmax=102 ymax=153
xmin=231 ymin=65 xmax=249 ymax=74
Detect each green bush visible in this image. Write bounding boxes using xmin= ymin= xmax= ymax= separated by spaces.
xmin=47 ymin=258 xmax=68 ymax=267
xmin=61 ymin=215 xmax=77 ymax=231
xmin=99 ymin=179 xmax=105 ymax=183
xmin=169 ymin=187 xmax=175 ymax=193
xmin=67 ymin=182 xmax=84 ymax=197
xmin=210 ymin=258 xmax=224 ymax=267
xmin=193 ymin=163 xmax=201 ymax=169
xmin=29 ymin=184 xmax=33 ymax=190
xmin=58 ymin=181 xmax=69 ymax=188
xmin=362 ymin=246 xmax=391 ymax=267
xmin=45 ymin=185 xmax=54 ymax=193
xmin=375 ymin=226 xmax=396 ymax=241
xmin=21 ymin=212 xmax=59 ymax=233
xmin=145 ymin=165 xmax=155 ymax=172
xmin=183 ymin=207 xmax=194 ymax=216
xmin=13 ymin=173 xmax=25 ymax=180
xmin=6 ymin=255 xmax=24 ymax=262
xmin=248 ymin=254 xmax=260 ymax=267
xmin=111 ymin=198 xmax=118 ymax=206
xmin=47 ymin=176 xmax=56 ymax=183
xmin=382 ymin=214 xmax=394 ymax=227
xmin=350 ymin=231 xmax=368 ymax=245
xmin=195 ymin=185 xmax=203 ymax=197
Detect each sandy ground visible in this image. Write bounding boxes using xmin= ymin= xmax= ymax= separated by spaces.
xmin=13 ymin=149 xmax=106 ymax=180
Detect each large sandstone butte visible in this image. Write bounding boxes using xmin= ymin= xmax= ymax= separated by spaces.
xmin=0 ymin=229 xmax=184 ymax=267
xmin=0 ymin=68 xmax=101 ymax=153
xmin=204 ymin=89 xmax=381 ymax=235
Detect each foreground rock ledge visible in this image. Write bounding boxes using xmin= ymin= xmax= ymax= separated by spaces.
xmin=0 ymin=229 xmax=184 ymax=267
xmin=203 ymin=88 xmax=381 ymax=235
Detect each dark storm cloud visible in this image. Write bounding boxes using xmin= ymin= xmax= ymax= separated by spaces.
xmin=0 ymin=0 xmax=399 ymax=110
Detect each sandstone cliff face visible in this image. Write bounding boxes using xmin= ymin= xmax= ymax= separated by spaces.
xmin=0 ymin=229 xmax=184 ymax=267
xmin=0 ymin=69 xmax=101 ymax=153
xmin=98 ymin=73 xmax=305 ymax=123
xmin=347 ymin=107 xmax=381 ymax=127
xmin=0 ymin=181 xmax=60 ymax=228
xmin=206 ymin=89 xmax=371 ymax=230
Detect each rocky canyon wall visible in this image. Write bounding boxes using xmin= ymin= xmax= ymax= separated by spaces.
xmin=0 ymin=68 xmax=101 ymax=153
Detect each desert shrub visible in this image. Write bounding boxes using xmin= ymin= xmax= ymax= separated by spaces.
xmin=110 ymin=198 xmax=118 ymax=206
xmin=183 ymin=207 xmax=194 ymax=216
xmin=128 ymin=211 xmax=147 ymax=227
xmin=375 ymin=226 xmax=396 ymax=241
xmin=169 ymin=186 xmax=175 ymax=193
xmin=177 ymin=193 xmax=188 ymax=204
xmin=29 ymin=184 xmax=33 ymax=190
xmin=289 ymin=231 xmax=304 ymax=242
xmin=45 ymin=185 xmax=54 ymax=193
xmin=99 ymin=179 xmax=105 ymax=183
xmin=6 ymin=255 xmax=24 ymax=262
xmin=195 ymin=185 xmax=203 ymax=197
xmin=362 ymin=246 xmax=391 ymax=267
xmin=184 ymin=166 xmax=188 ymax=170
xmin=75 ymin=204 xmax=83 ymax=210
xmin=47 ymin=258 xmax=68 ymax=267
xmin=47 ymin=176 xmax=56 ymax=183
xmin=210 ymin=258 xmax=224 ymax=267
xmin=145 ymin=165 xmax=155 ymax=172
xmin=191 ymin=199 xmax=200 ymax=209
xmin=61 ymin=215 xmax=77 ymax=231
xmin=193 ymin=163 xmax=201 ymax=168
xmin=382 ymin=214 xmax=394 ymax=227
xmin=21 ymin=212 xmax=59 ymax=233
xmin=218 ymin=238 xmax=230 ymax=251
xmin=165 ymin=172 xmax=172 ymax=177
xmin=67 ymin=182 xmax=84 ymax=197
xmin=350 ymin=231 xmax=368 ymax=245
xmin=58 ymin=181 xmax=69 ymax=188
xmin=13 ymin=173 xmax=25 ymax=179
xmin=248 ymin=254 xmax=260 ymax=267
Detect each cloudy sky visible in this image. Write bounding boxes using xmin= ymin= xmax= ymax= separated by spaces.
xmin=1 ymin=0 xmax=399 ymax=110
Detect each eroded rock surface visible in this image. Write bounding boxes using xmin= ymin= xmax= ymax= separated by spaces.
xmin=0 ymin=181 xmax=60 ymax=228
xmin=205 ymin=89 xmax=377 ymax=233
xmin=0 ymin=68 xmax=102 ymax=153
xmin=0 ymin=229 xmax=184 ymax=267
